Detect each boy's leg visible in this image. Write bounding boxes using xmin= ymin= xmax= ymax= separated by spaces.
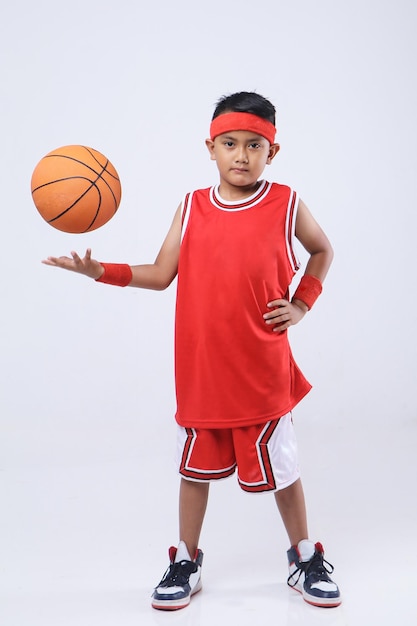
xmin=274 ymin=478 xmax=308 ymax=545
xmin=151 ymin=478 xmax=208 ymax=611
xmin=179 ymin=478 xmax=209 ymax=556
xmin=176 ymin=425 xmax=235 ymax=554
xmin=275 ymin=479 xmax=341 ymax=607
xmin=152 ymin=426 xmax=234 ymax=610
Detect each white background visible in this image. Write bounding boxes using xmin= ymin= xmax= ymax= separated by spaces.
xmin=1 ymin=1 xmax=416 ymax=625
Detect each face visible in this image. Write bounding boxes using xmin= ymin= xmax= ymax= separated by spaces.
xmin=206 ymin=130 xmax=280 ymax=197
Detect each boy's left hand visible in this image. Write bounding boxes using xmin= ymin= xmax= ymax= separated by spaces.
xmin=263 ymin=299 xmax=308 ymax=333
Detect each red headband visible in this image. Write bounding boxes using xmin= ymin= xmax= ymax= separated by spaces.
xmin=210 ymin=112 xmax=276 ymax=144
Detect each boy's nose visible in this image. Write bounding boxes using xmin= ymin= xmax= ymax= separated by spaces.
xmin=235 ymin=148 xmax=248 ymax=163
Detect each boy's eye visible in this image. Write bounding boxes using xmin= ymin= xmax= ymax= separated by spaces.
xmin=249 ymin=143 xmax=261 ymax=149
xmin=224 ymin=141 xmax=234 ymax=147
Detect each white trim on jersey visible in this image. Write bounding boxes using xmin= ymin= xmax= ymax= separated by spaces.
xmin=180 ymin=191 xmax=194 ymax=244
xmin=210 ymin=179 xmax=271 ymax=211
xmin=285 ymin=189 xmax=301 ymax=273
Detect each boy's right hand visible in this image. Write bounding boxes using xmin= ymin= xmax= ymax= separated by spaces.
xmin=42 ymin=248 xmax=104 ymax=280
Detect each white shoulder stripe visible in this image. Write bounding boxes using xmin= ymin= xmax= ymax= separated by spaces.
xmin=180 ymin=191 xmax=194 ymax=243
xmin=285 ymin=189 xmax=300 ymax=272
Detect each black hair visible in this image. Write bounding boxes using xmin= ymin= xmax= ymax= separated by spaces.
xmin=212 ymin=91 xmax=276 ymax=125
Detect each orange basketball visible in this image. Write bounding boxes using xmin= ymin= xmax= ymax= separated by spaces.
xmin=31 ymin=145 xmax=122 ymax=233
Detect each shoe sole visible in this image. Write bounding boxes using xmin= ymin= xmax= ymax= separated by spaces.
xmin=290 ymin=585 xmax=342 ymax=608
xmin=151 ymin=580 xmax=202 ymax=611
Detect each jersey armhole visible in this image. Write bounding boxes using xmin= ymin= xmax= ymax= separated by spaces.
xmin=180 ymin=191 xmax=193 ymax=244
xmin=285 ymin=189 xmax=301 ymax=272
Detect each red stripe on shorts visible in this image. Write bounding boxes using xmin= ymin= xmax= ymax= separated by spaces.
xmin=239 ymin=421 xmax=278 ymax=493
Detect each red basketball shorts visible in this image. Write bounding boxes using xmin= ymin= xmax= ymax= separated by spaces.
xmin=176 ymin=413 xmax=299 ymax=493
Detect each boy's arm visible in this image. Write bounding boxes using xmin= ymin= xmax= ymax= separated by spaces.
xmin=293 ymin=198 xmax=334 ymax=285
xmin=129 ymin=204 xmax=181 ymax=290
xmin=263 ymin=199 xmax=334 ymax=332
xmin=42 ymin=204 xmax=182 ymax=291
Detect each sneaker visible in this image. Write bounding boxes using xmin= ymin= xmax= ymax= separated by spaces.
xmin=151 ymin=541 xmax=204 ymax=610
xmin=287 ymin=540 xmax=341 ymax=607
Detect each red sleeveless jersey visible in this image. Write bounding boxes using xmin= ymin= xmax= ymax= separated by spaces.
xmin=175 ymin=181 xmax=312 ymax=428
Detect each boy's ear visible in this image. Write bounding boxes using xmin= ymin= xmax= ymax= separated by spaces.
xmin=205 ymin=138 xmax=216 ymax=160
xmin=266 ymin=143 xmax=280 ymax=164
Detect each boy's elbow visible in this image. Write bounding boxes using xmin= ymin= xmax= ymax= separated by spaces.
xmin=328 ymin=243 xmax=335 ymax=263
xmin=154 ymin=281 xmax=171 ymax=291
xmin=154 ymin=272 xmax=176 ymax=291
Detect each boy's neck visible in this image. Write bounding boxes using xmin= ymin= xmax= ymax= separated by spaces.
xmin=217 ymin=180 xmax=263 ymax=202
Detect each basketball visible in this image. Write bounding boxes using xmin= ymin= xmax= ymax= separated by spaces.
xmin=31 ymin=145 xmax=122 ymax=233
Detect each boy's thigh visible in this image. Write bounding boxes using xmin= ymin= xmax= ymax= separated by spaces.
xmin=176 ymin=413 xmax=299 ymax=492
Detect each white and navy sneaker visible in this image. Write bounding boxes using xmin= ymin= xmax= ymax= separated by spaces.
xmin=287 ymin=540 xmax=341 ymax=607
xmin=151 ymin=541 xmax=203 ymax=610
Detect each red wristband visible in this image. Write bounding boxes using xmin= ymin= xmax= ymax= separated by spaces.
xmin=95 ymin=263 xmax=132 ymax=287
xmin=292 ymin=274 xmax=323 ymax=310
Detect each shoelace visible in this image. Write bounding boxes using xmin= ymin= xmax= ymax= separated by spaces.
xmin=287 ymin=551 xmax=335 ymax=588
xmin=158 ymin=560 xmax=198 ymax=588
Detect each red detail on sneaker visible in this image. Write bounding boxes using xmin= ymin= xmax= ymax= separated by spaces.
xmin=292 ymin=544 xmax=301 ymax=559
xmin=168 ymin=546 xmax=177 ymax=561
xmin=315 ymin=542 xmax=324 ymax=554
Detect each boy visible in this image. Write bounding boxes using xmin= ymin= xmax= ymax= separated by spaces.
xmin=43 ymin=91 xmax=341 ymax=610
